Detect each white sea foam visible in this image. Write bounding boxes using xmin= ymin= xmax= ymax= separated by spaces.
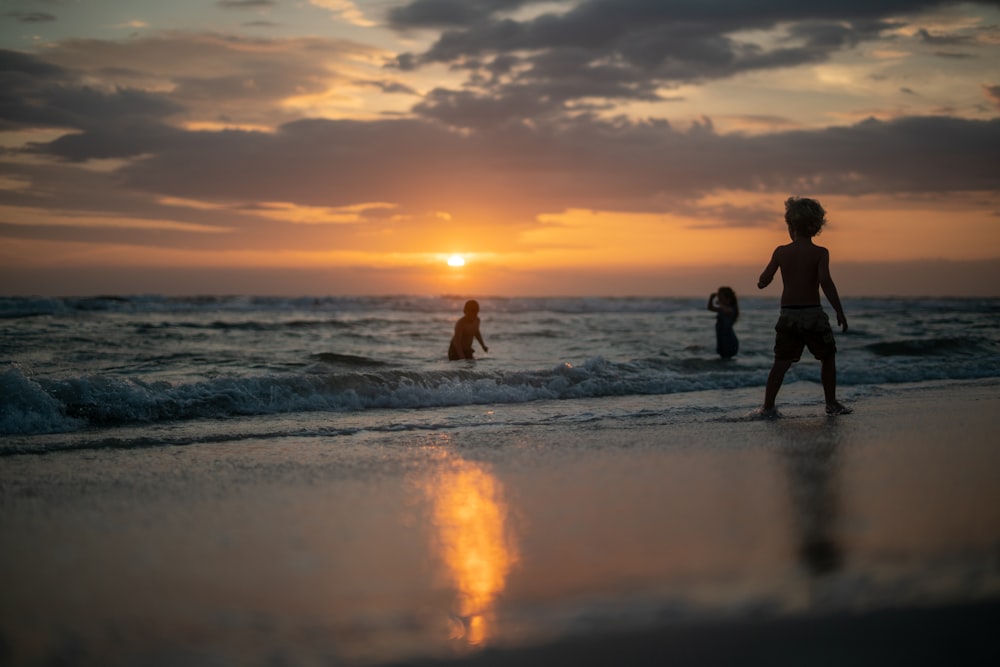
xmin=2 ymin=296 xmax=998 ymax=441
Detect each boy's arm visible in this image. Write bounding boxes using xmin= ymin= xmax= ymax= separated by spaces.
xmin=757 ymin=248 xmax=780 ymax=289
xmin=474 ymin=321 xmax=488 ymax=352
xmin=818 ymin=248 xmax=848 ymax=332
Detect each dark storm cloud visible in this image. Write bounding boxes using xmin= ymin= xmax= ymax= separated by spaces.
xmin=117 ymin=118 xmax=475 ymax=209
xmin=389 ymin=0 xmax=998 ymax=125
xmin=386 ymin=0 xmax=541 ymax=29
xmin=412 ymin=52 xmax=663 ymax=129
xmin=0 ymin=48 xmax=63 ymax=79
xmin=389 ymin=0 xmax=995 ymax=32
xmin=742 ymin=115 xmax=1000 ymax=193
xmin=0 ymin=49 xmax=182 ymax=134
xmin=396 ymin=0 xmax=947 ymax=63
xmin=33 ymin=122 xmax=187 ymax=161
xmin=19 ymin=111 xmax=995 ymax=222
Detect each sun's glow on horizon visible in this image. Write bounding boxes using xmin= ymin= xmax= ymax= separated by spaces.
xmin=7 ymin=190 xmax=998 ymax=272
xmin=182 ymin=121 xmax=275 ymax=133
xmin=3 ymin=184 xmax=998 ymax=296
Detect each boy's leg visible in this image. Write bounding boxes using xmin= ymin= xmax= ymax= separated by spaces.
xmin=820 ymin=354 xmax=837 ymax=405
xmin=763 ymin=359 xmax=792 ymax=410
xmin=821 ymin=354 xmax=853 ymax=414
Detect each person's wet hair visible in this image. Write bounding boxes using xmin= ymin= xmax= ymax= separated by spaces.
xmin=784 ymin=197 xmax=826 ymax=238
xmin=717 ymin=286 xmax=739 ymax=323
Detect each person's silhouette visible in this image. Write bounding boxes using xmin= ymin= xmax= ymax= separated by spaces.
xmin=757 ymin=197 xmax=852 ymax=417
xmin=448 ymin=300 xmax=488 ymax=361
xmin=707 ymin=286 xmax=739 ymax=359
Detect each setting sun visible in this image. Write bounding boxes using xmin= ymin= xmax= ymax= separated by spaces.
xmin=1 ymin=0 xmax=998 ymax=298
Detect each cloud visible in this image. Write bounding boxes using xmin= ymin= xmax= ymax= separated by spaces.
xmin=2 ymin=3 xmax=998 ymax=259
xmin=0 ymin=49 xmax=182 ymax=133
xmin=1 ymin=35 xmax=391 ymax=131
xmin=0 ymin=48 xmax=65 ymax=80
xmin=395 ymin=0 xmax=915 ymax=68
xmin=112 ymin=20 xmax=149 ymax=30
xmin=309 ymin=0 xmax=375 ymax=27
xmin=5 ymin=34 xmax=997 ymax=219
xmin=985 ymin=84 xmax=1000 ymax=110
xmin=386 ymin=0 xmax=543 ymax=29
xmin=217 ymin=0 xmax=277 ymax=8
xmin=388 ymin=0 xmax=997 ymax=126
xmin=16 ymin=108 xmax=997 ymax=225
xmin=5 ymin=12 xmax=57 ymax=23
xmin=915 ymin=26 xmax=975 ymax=46
xmin=930 ymin=50 xmax=977 ymax=58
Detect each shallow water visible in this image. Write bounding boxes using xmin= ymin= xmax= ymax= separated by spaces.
xmin=4 ymin=296 xmax=999 ymax=447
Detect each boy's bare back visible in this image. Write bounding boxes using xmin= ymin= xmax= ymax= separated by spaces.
xmin=757 ymin=197 xmax=847 ymax=333
xmin=758 ymin=239 xmax=831 ymax=307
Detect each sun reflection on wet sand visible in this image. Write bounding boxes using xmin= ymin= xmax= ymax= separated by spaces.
xmin=421 ymin=451 xmax=519 ymax=646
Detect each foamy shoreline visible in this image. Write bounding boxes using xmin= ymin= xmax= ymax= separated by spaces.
xmin=2 ymin=379 xmax=999 ymax=666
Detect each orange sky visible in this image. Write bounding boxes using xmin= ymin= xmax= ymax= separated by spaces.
xmin=1 ymin=1 xmax=999 ymax=296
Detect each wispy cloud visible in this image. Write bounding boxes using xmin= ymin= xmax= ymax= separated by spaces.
xmin=6 ymin=12 xmax=57 ymax=23
xmin=310 ymin=0 xmax=375 ymax=27
xmin=217 ymin=0 xmax=277 ymax=8
xmin=985 ymin=84 xmax=1000 ymax=110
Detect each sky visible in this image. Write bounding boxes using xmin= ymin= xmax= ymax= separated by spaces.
xmin=1 ymin=0 xmax=999 ymax=297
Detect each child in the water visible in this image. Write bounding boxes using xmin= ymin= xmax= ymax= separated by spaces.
xmin=707 ymin=287 xmax=739 ymax=359
xmin=448 ymin=299 xmax=489 ymax=360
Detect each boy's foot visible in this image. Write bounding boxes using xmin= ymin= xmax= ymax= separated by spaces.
xmin=748 ymin=407 xmax=782 ymax=420
xmin=825 ymin=402 xmax=853 ymax=416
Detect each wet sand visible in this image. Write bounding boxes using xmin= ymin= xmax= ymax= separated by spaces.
xmin=2 ymin=380 xmax=999 ymax=666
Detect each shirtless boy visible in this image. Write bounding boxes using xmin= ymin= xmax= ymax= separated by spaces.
xmin=448 ymin=299 xmax=489 ymax=361
xmin=756 ymin=197 xmax=852 ymax=417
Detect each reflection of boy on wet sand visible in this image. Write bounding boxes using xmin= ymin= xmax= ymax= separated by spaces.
xmin=448 ymin=299 xmax=489 ymax=361
xmin=756 ymin=197 xmax=852 ymax=417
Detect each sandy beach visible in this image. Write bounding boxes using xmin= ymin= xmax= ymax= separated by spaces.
xmin=2 ymin=379 xmax=999 ymax=666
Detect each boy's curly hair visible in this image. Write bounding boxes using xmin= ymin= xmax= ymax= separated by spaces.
xmin=784 ymin=197 xmax=826 ymax=238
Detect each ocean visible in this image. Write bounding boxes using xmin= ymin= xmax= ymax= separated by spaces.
xmin=3 ymin=294 xmax=998 ymax=450
xmin=4 ymin=294 xmax=1000 ymax=665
